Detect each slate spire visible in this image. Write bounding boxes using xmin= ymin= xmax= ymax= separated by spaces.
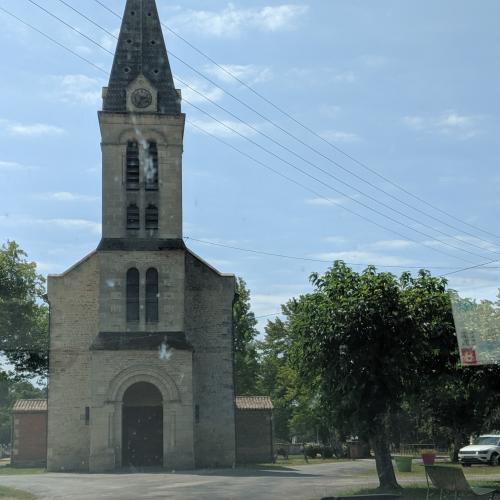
xmin=103 ymin=0 xmax=180 ymax=114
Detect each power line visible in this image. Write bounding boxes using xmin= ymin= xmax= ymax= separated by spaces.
xmin=90 ymin=0 xmax=500 ymax=249
xmin=184 ymin=236 xmax=500 ymax=270
xmin=4 ymin=5 xmax=500 ymax=278
xmin=3 ymin=4 xmax=439 ymax=263
xmin=0 ymin=6 xmax=107 ymax=75
xmin=174 ymin=73 xmax=500 ymax=259
xmin=138 ymin=1 xmax=499 ymax=242
xmin=42 ymin=1 xmax=499 ymax=260
xmin=26 ymin=0 xmax=114 ymax=56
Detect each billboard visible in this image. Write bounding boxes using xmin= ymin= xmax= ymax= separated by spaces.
xmin=451 ymin=295 xmax=500 ymax=366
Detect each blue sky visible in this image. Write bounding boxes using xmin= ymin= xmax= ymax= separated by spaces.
xmin=1 ymin=0 xmax=500 ymax=331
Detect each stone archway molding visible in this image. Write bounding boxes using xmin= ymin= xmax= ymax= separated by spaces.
xmin=107 ymin=365 xmax=181 ymax=404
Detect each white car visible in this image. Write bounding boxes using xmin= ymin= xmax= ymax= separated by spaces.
xmin=458 ymin=435 xmax=500 ymax=466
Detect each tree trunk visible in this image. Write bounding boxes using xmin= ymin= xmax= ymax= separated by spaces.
xmin=371 ymin=429 xmax=401 ymax=490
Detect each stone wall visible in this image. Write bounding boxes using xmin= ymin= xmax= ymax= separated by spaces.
xmin=185 ymin=251 xmax=236 ymax=468
xmin=11 ymin=411 xmax=47 ymax=467
xmin=46 ymin=252 xmax=99 ymax=472
xmin=236 ymin=410 xmax=273 ymax=464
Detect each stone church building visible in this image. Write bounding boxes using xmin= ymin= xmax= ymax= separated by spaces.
xmin=45 ymin=0 xmax=272 ymax=472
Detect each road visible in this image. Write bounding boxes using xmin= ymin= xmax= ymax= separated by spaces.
xmin=0 ymin=460 xmax=380 ymax=500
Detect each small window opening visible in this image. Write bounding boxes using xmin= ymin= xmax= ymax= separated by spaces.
xmin=85 ymin=407 xmax=90 ymax=425
xmin=145 ymin=204 xmax=158 ymax=231
xmin=126 ymin=268 xmax=140 ymax=322
xmin=151 ymin=40 xmax=156 ymax=45
xmin=144 ymin=141 xmax=158 ymax=190
xmin=126 ymin=141 xmax=139 ymax=189
xmin=153 ymin=69 xmax=159 ymax=75
xmin=130 ymin=11 xmax=136 ymax=16
xmin=145 ymin=268 xmax=159 ymax=323
xmin=124 ymin=67 xmax=131 ymax=73
xmin=127 ymin=39 xmax=132 ymax=44
xmin=195 ymin=405 xmax=200 ymax=424
xmin=127 ymin=204 xmax=140 ymax=230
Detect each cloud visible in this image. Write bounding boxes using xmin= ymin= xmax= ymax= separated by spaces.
xmin=306 ymin=195 xmax=358 ymax=207
xmin=320 ymin=130 xmax=361 ymax=143
xmin=176 ymin=77 xmax=224 ymax=104
xmin=50 ymin=74 xmax=103 ymax=106
xmin=403 ymin=110 xmax=482 ymax=140
xmin=332 ymin=71 xmax=356 ymax=83
xmin=359 ymin=54 xmax=390 ymax=69
xmin=320 ymin=105 xmax=341 ymax=118
xmin=188 ymin=118 xmax=260 ymax=139
xmin=168 ymin=4 xmax=308 ymax=37
xmin=311 ymin=250 xmax=416 ymax=267
xmin=100 ymin=28 xmax=120 ymax=52
xmin=0 ymin=160 xmax=34 ymax=172
xmin=287 ymin=68 xmax=357 ymax=87
xmin=35 ymin=192 xmax=99 ymax=203
xmin=0 ymin=119 xmax=65 ymax=137
xmin=368 ymin=239 xmax=415 ymax=251
xmin=324 ymin=236 xmax=349 ymax=244
xmin=0 ymin=215 xmax=101 ymax=235
xmin=204 ymin=64 xmax=273 ymax=85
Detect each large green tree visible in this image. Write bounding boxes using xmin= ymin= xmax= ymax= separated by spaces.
xmin=287 ymin=263 xmax=461 ymax=490
xmin=0 ymin=241 xmax=48 ymax=376
xmin=234 ymin=277 xmax=259 ymax=395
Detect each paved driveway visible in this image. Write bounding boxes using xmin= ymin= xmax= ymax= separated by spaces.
xmin=0 ymin=461 xmax=379 ymax=500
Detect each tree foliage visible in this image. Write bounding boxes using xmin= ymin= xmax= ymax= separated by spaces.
xmin=0 ymin=241 xmax=48 ymax=376
xmin=234 ymin=277 xmax=259 ymax=395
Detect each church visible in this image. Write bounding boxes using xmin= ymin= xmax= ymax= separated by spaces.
xmin=43 ymin=0 xmax=272 ymax=472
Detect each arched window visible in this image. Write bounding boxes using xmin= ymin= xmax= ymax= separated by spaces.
xmin=127 ymin=204 xmax=140 ymax=230
xmin=145 ymin=204 xmax=158 ymax=231
xmin=126 ymin=268 xmax=140 ymax=322
xmin=145 ymin=141 xmax=158 ymax=190
xmin=146 ymin=268 xmax=159 ymax=323
xmin=126 ymin=141 xmax=140 ymax=190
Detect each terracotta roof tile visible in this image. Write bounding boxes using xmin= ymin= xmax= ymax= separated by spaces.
xmin=236 ymin=396 xmax=273 ymax=410
xmin=12 ymin=399 xmax=47 ymax=412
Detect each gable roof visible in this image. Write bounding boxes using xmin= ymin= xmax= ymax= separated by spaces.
xmin=13 ymin=399 xmax=47 ymax=412
xmin=236 ymin=396 xmax=273 ymax=411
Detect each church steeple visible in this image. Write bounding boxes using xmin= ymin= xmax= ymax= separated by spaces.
xmin=103 ymin=0 xmax=180 ymax=115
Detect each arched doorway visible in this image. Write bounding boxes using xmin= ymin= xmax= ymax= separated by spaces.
xmin=122 ymin=382 xmax=163 ymax=467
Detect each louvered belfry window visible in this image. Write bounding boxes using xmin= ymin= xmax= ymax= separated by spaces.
xmin=145 ymin=204 xmax=158 ymax=231
xmin=145 ymin=141 xmax=159 ymax=190
xmin=127 ymin=204 xmax=140 ymax=230
xmin=126 ymin=268 xmax=140 ymax=322
xmin=126 ymin=141 xmax=140 ymax=190
xmin=146 ymin=268 xmax=159 ymax=323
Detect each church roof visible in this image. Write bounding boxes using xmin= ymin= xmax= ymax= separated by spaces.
xmin=235 ymin=396 xmax=274 ymax=411
xmin=103 ymin=0 xmax=180 ymax=115
xmin=12 ymin=400 xmax=47 ymax=413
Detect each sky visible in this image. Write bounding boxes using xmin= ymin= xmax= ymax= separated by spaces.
xmin=1 ymin=0 xmax=500 ymax=334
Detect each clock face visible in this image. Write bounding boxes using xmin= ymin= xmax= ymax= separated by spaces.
xmin=132 ymin=88 xmax=153 ymax=109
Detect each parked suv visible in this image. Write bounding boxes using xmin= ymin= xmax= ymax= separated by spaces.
xmin=458 ymin=435 xmax=500 ymax=466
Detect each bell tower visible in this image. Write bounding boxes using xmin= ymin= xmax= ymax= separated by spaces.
xmin=99 ymin=0 xmax=184 ymax=247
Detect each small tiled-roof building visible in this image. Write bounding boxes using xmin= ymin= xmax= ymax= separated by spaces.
xmin=235 ymin=396 xmax=274 ymax=464
xmin=11 ymin=400 xmax=47 ymax=467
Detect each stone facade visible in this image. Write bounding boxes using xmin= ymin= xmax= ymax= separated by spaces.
xmin=46 ymin=0 xmax=236 ymax=472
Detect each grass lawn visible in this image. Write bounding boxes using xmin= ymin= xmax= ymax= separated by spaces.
xmin=0 ymin=467 xmax=45 ymax=476
xmin=0 ymin=485 xmax=35 ymax=499
xmin=258 ymin=454 xmax=351 ymax=467
xmin=335 ymin=480 xmax=500 ymax=499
